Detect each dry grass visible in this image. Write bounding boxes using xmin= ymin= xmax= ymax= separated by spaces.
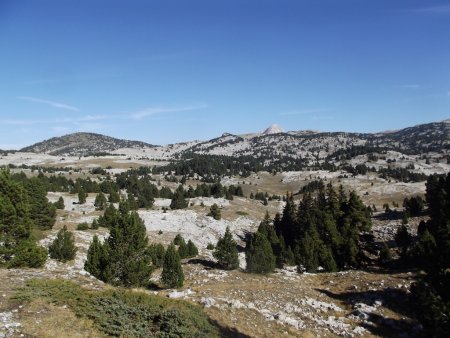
xmin=19 ymin=299 xmax=105 ymax=338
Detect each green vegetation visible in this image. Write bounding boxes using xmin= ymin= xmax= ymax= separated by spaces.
xmin=49 ymin=225 xmax=77 ymax=262
xmin=7 ymin=239 xmax=48 ymax=268
xmin=272 ymin=184 xmax=371 ymax=272
xmin=0 ymin=169 xmax=50 ymax=268
xmin=84 ymin=202 xmax=153 ymax=287
xmin=15 ymin=279 xmax=220 ymax=337
xmin=245 ymin=231 xmax=275 ymax=274
xmin=213 ymin=227 xmax=239 ymax=270
xmin=170 ymin=185 xmax=188 ymax=210
xmin=78 ymin=189 xmax=87 ymax=204
xmin=148 ymin=243 xmax=165 ymax=268
xmin=161 ymin=243 xmax=184 ymax=288
xmin=403 ymin=195 xmax=424 ymax=216
xmin=94 ymin=192 xmax=107 ymax=210
xmin=76 ymin=222 xmax=90 ymax=230
xmin=208 ymin=203 xmax=221 ymax=220
xmin=410 ymin=173 xmax=450 ymax=337
xmin=53 ymin=196 xmax=65 ymax=209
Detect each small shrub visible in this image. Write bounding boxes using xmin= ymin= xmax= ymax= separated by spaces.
xmin=8 ymin=240 xmax=47 ymax=268
xmin=49 ymin=225 xmax=77 ymax=262
xmin=76 ymin=222 xmax=90 ymax=230
xmin=208 ymin=203 xmax=221 ymax=220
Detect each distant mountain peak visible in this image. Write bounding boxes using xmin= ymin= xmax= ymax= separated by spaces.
xmin=263 ymin=124 xmax=284 ymax=135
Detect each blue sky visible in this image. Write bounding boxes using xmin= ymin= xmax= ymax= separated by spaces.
xmin=0 ymin=0 xmax=449 ymax=148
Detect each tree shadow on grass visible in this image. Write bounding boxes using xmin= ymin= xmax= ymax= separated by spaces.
xmin=209 ymin=319 xmax=252 ymax=338
xmin=315 ymin=287 xmax=422 ymax=337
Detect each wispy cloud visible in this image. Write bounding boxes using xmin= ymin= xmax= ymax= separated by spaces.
xmin=0 ymin=115 xmax=107 ymax=126
xmin=399 ymin=84 xmax=421 ymax=89
xmin=1 ymin=102 xmax=207 ymax=127
xmin=18 ymin=96 xmax=79 ymax=111
xmin=409 ymin=5 xmax=450 ymax=14
xmin=280 ymin=109 xmax=328 ymax=116
xmin=131 ymin=103 xmax=208 ymax=120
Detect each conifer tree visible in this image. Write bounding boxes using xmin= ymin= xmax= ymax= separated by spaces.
xmin=8 ymin=240 xmax=47 ymax=268
xmin=85 ymin=202 xmax=153 ymax=287
xmin=108 ymin=190 xmax=120 ymax=203
xmin=0 ymin=170 xmax=47 ymax=267
xmin=49 ymin=225 xmax=77 ymax=262
xmin=213 ymin=227 xmax=239 ymax=270
xmin=395 ymin=224 xmax=411 ymax=257
xmin=91 ymin=218 xmax=99 ymax=230
xmin=186 ymin=239 xmax=198 ymax=257
xmin=208 ymin=203 xmax=221 ymax=220
xmin=246 ymin=231 xmax=275 ymax=274
xmin=94 ymin=192 xmax=107 ymax=210
xmin=54 ymin=196 xmax=65 ymax=210
xmin=25 ymin=177 xmax=56 ymax=230
xmin=78 ymin=189 xmax=87 ymax=204
xmin=173 ymin=234 xmax=184 ymax=246
xmin=161 ymin=243 xmax=184 ymax=288
xmin=379 ymin=242 xmax=392 ymax=266
xmin=149 ymin=243 xmax=165 ymax=268
xmin=178 ymin=239 xmax=188 ymax=259
xmin=84 ymin=235 xmax=104 ymax=277
xmin=170 ymin=185 xmax=187 ymax=209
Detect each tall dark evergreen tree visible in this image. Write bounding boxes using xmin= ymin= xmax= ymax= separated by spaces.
xmin=54 ymin=196 xmax=65 ymax=210
xmin=213 ymin=227 xmax=239 ymax=270
xmin=94 ymin=192 xmax=107 ymax=210
xmin=84 ymin=201 xmax=153 ymax=287
xmin=0 ymin=169 xmax=48 ymax=268
xmin=161 ymin=243 xmax=184 ymax=288
xmin=78 ymin=189 xmax=87 ymax=204
xmin=246 ymin=231 xmax=275 ymax=274
xmin=411 ymin=173 xmax=450 ymax=337
xmin=170 ymin=185 xmax=188 ymax=209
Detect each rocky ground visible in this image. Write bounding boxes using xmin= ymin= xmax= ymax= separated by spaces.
xmin=0 ymin=167 xmax=435 ymax=337
xmin=0 ymin=206 xmax=424 ymax=338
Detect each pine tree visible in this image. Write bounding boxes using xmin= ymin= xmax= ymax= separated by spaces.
xmin=8 ymin=240 xmax=47 ymax=268
xmin=49 ymin=225 xmax=77 ymax=262
xmin=108 ymin=190 xmax=120 ymax=203
xmin=0 ymin=170 xmax=47 ymax=268
xmin=173 ymin=234 xmax=184 ymax=246
xmin=395 ymin=224 xmax=411 ymax=257
xmin=78 ymin=189 xmax=87 ymax=204
xmin=186 ymin=240 xmax=198 ymax=257
xmin=379 ymin=242 xmax=392 ymax=266
xmin=246 ymin=231 xmax=275 ymax=274
xmin=25 ymin=177 xmax=56 ymax=230
xmin=54 ymin=196 xmax=65 ymax=210
xmin=91 ymin=218 xmax=99 ymax=229
xmin=94 ymin=192 xmax=107 ymax=210
xmin=170 ymin=185 xmax=187 ymax=209
xmin=208 ymin=203 xmax=221 ymax=220
xmin=178 ymin=239 xmax=188 ymax=259
xmin=149 ymin=243 xmax=165 ymax=268
xmin=84 ymin=235 xmax=104 ymax=277
xmin=213 ymin=227 xmax=239 ymax=270
xmin=85 ymin=202 xmax=153 ymax=287
xmin=161 ymin=243 xmax=184 ymax=288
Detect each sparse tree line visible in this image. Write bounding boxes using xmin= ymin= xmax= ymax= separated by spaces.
xmin=0 ymin=169 xmax=55 ymax=268
xmin=84 ymin=201 xmax=198 ymax=288
xmin=385 ymin=173 xmax=450 ymax=337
